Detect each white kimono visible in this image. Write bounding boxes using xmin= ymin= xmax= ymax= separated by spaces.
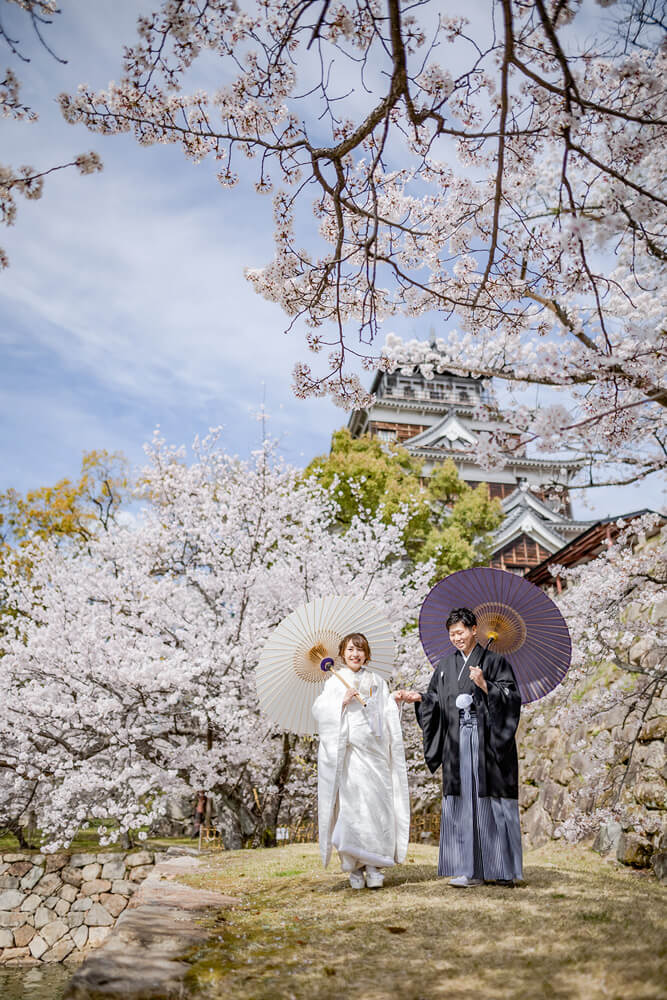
xmin=311 ymin=666 xmax=410 ymax=872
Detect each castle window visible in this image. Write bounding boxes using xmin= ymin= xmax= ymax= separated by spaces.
xmin=377 ymin=429 xmax=397 ymax=443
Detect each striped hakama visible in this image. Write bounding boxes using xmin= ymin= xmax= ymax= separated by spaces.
xmin=438 ymin=711 xmax=523 ymax=881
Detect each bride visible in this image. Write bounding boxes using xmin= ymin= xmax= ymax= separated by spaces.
xmin=311 ymin=632 xmax=410 ymax=889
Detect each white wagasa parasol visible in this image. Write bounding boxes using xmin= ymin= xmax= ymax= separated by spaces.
xmin=255 ymin=595 xmax=395 ymax=735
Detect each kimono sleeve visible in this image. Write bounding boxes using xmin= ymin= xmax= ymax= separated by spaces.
xmin=484 ymin=655 xmax=521 ymax=759
xmin=415 ymin=669 xmax=446 ymax=775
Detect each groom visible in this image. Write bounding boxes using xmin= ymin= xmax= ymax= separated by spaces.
xmin=396 ymin=608 xmax=523 ymax=887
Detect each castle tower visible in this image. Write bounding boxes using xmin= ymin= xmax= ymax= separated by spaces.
xmin=347 ymin=365 xmax=590 ymax=574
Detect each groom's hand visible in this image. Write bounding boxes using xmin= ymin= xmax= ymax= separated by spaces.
xmin=469 ymin=666 xmax=488 ymax=694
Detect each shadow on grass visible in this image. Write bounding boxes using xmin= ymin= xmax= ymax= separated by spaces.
xmin=184 ymin=844 xmax=667 ymax=1000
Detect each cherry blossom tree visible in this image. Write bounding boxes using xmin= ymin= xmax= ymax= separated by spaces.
xmin=0 ymin=430 xmax=432 ymax=849
xmin=57 ymin=0 xmax=666 ymax=486
xmin=1 ymin=0 xmax=102 ymax=268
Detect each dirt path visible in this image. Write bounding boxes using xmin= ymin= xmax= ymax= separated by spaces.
xmin=181 ymin=842 xmax=665 ymax=1000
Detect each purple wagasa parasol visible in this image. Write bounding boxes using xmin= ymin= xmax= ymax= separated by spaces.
xmin=419 ymin=567 xmax=571 ymax=704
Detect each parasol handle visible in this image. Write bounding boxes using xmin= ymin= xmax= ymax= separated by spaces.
xmin=475 ymin=634 xmax=496 ymax=676
xmin=320 ymin=658 xmax=366 ymax=707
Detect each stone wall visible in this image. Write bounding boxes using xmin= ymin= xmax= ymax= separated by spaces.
xmin=518 ymin=681 xmax=666 ymax=877
xmin=0 ymin=849 xmax=156 ymax=966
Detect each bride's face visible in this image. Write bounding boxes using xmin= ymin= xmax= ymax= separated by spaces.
xmin=343 ymin=641 xmax=366 ymax=672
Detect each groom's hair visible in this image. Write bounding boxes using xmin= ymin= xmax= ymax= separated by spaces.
xmin=338 ymin=633 xmax=371 ymax=663
xmin=445 ymin=608 xmax=477 ymax=630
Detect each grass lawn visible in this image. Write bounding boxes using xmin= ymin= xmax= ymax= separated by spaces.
xmin=182 ymin=842 xmax=666 ymax=1000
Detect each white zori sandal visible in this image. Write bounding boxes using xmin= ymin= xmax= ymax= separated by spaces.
xmin=364 ymin=866 xmax=384 ymax=889
xmin=348 ymin=869 xmax=365 ymax=889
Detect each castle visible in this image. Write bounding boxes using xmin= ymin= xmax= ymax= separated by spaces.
xmin=347 ymin=365 xmax=591 ymax=575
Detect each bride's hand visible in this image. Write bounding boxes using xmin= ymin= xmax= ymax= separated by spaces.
xmin=394 ymin=689 xmax=422 ymax=703
xmin=342 ymin=688 xmax=357 ymax=707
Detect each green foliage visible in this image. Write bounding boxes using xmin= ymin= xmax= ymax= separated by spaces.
xmin=0 ymin=449 xmax=129 ymax=551
xmin=306 ymin=429 xmax=503 ymax=579
xmin=306 ymin=429 xmax=423 ymax=526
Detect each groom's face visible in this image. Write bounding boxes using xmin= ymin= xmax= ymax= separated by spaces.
xmin=448 ymin=622 xmax=477 ymax=656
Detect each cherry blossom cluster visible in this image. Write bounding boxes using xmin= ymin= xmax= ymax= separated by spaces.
xmin=381 ymin=331 xmax=666 ymax=488
xmin=0 ymin=430 xmax=432 ymax=848
xmin=56 ymin=0 xmax=665 ymax=467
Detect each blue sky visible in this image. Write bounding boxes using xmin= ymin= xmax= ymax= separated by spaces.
xmin=1 ymin=1 xmax=662 ymax=519
xmin=1 ymin=0 xmax=352 ymax=491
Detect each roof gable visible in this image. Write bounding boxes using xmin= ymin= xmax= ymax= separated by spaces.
xmin=406 ymin=412 xmax=477 ymax=450
xmin=493 ymin=509 xmax=568 ymax=554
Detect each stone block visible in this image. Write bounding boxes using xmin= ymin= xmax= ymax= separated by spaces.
xmin=629 ymin=636 xmax=654 ymax=666
xmin=81 ymin=863 xmax=101 ymax=881
xmin=531 ymin=760 xmax=552 ymax=784
xmin=597 ymin=704 xmax=630 ymax=731
xmin=125 ymin=850 xmax=153 ymax=868
xmin=87 ymin=925 xmax=112 ymax=948
xmin=534 ymin=726 xmax=564 ymax=752
xmin=0 ymin=946 xmax=30 ymax=963
xmin=651 ymin=851 xmax=667 ymax=883
xmin=101 ymin=858 xmax=127 ymax=880
xmin=0 ymin=928 xmax=14 ymax=948
xmin=643 ymin=744 xmax=667 ymax=774
xmin=44 ymin=896 xmax=58 ymax=909
xmin=95 ymin=853 xmax=122 ymax=864
xmin=519 ymin=783 xmax=538 ymax=810
xmin=71 ymin=897 xmax=93 ymax=912
xmin=164 ymin=844 xmax=198 ymax=857
xmin=593 ymin=820 xmax=622 ymax=855
xmin=617 ymin=831 xmax=652 ymax=868
xmin=34 ymin=906 xmax=51 ymax=930
xmin=129 ymin=864 xmax=154 ymax=882
xmin=13 ymin=923 xmax=35 ymax=948
xmin=0 ymin=889 xmax=25 ymax=910
xmin=61 ymin=867 xmax=83 ymax=887
xmin=34 ymin=873 xmax=62 ymax=898
xmin=0 ymin=876 xmax=20 ymax=889
xmin=29 ymin=935 xmax=48 ymax=960
xmin=538 ymin=779 xmax=573 ymax=823
xmin=570 ymin=751 xmax=599 ymax=777
xmin=71 ymin=924 xmax=88 ymax=950
xmin=43 ymin=936 xmax=75 ymax=963
xmin=67 ymin=911 xmax=85 ymax=928
xmin=81 ymin=878 xmax=112 ymax=896
xmin=7 ymin=861 xmax=32 ymax=878
xmin=41 ymin=918 xmax=69 ymax=946
xmin=639 ymin=717 xmax=667 ymax=742
xmin=20 ymin=893 xmax=41 ymax=913
xmin=0 ymin=863 xmax=8 ymax=875
xmin=59 ymin=883 xmax=78 ymax=903
xmin=521 ymin=800 xmax=554 ymax=846
xmin=68 ymin=853 xmax=97 ymax=868
xmin=634 ymin=781 xmax=666 ymax=809
xmin=111 ymin=879 xmax=136 ymax=896
xmin=0 ymin=911 xmax=23 ymax=927
xmin=20 ymin=867 xmax=44 ymax=892
xmin=99 ymin=893 xmax=127 ymax=918
xmin=84 ymin=902 xmax=113 ymax=927
xmin=2 ymin=854 xmax=30 ymax=863
xmin=4 ymin=956 xmax=40 ymax=967
xmin=54 ymin=899 xmax=71 ymax=917
xmin=44 ymin=854 xmax=69 ymax=874
xmin=550 ymin=759 xmax=576 ymax=786
xmin=64 ymin=949 xmax=86 ymax=968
